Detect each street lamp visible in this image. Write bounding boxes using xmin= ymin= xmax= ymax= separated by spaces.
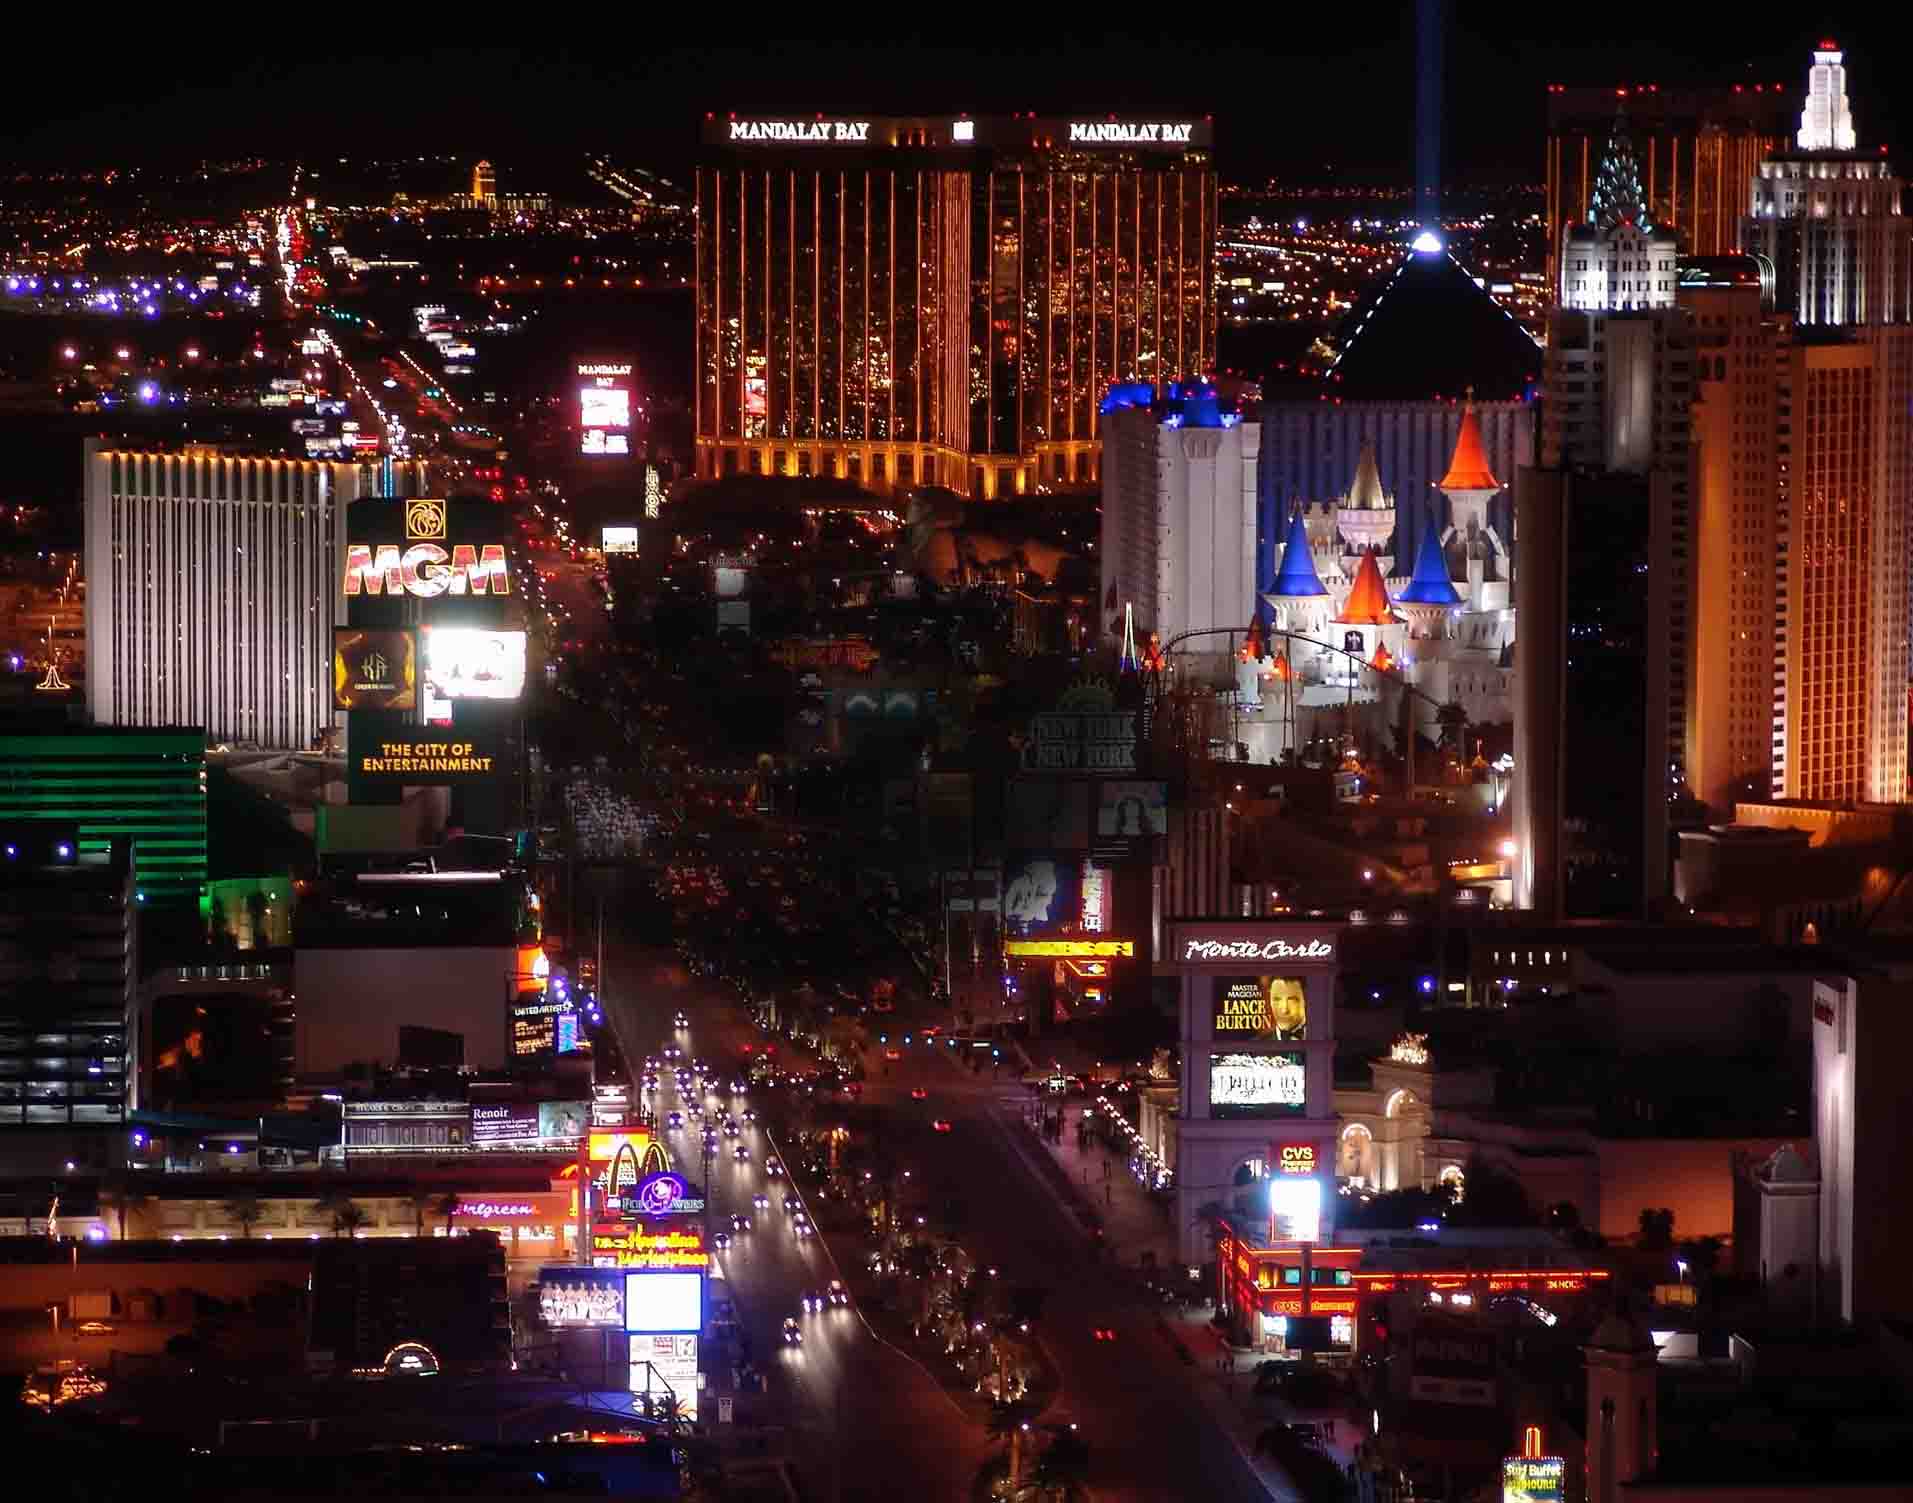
xmin=1676 ymin=1258 xmax=1689 ymax=1284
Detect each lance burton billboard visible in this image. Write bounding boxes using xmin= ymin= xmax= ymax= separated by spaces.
xmin=1212 ymin=977 xmax=1308 ymax=1040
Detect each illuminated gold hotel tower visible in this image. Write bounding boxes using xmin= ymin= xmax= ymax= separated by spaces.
xmin=694 ymin=115 xmax=1216 ymax=498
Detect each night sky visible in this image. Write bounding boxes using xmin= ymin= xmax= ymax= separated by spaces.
xmin=0 ymin=20 xmax=1898 ymax=182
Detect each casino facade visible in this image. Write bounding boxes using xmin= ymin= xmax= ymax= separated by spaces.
xmin=694 ymin=115 xmax=1217 ymax=498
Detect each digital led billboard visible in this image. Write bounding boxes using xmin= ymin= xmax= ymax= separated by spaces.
xmin=470 ymin=1102 xmax=540 ymax=1143
xmin=421 ymin=627 xmax=527 ymax=702
xmin=1209 ymin=1051 xmax=1306 ymax=1118
xmin=1003 ymin=853 xmax=1081 ymax=938
xmin=1212 ymin=978 xmax=1308 ymax=1040
xmin=1268 ymin=1174 xmax=1322 ymax=1243
xmin=625 ymin=1271 xmax=703 ymax=1335
xmin=538 ymin=1267 xmax=626 ymax=1328
xmin=578 ymin=361 xmax=633 ymax=457
xmin=332 ymin=629 xmax=417 ymax=712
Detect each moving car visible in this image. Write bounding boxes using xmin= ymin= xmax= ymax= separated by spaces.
xmin=800 ymin=1291 xmax=823 ymax=1314
xmin=932 ymin=1119 xmax=953 ymax=1133
xmin=910 ymin=1088 xmax=928 ymax=1101
xmin=673 ymin=1011 xmax=689 ymax=1028
xmin=827 ymin=1280 xmax=849 ymax=1307
xmin=752 ymin=1193 xmax=770 ymax=1211
xmin=732 ymin=1145 xmax=751 ymax=1163
xmin=764 ymin=1157 xmax=783 ymax=1177
xmin=782 ymin=1318 xmax=803 ymax=1346
xmin=729 ymin=1213 xmax=752 ymax=1233
xmin=783 ymin=1194 xmax=801 ymax=1214
xmin=712 ymin=1231 xmax=732 ymax=1251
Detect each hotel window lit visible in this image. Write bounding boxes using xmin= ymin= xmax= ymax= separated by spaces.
xmin=695 ymin=116 xmax=1216 ymax=498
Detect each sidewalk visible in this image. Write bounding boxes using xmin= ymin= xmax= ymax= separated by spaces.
xmin=1012 ymin=1098 xmax=1373 ymax=1499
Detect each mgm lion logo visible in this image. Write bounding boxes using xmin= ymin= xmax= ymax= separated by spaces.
xmin=405 ymin=498 xmax=447 ymax=541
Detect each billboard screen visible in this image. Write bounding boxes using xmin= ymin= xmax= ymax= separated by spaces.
xmin=578 ymin=361 xmax=633 ymax=456
xmin=1502 ymin=1457 xmax=1565 ymax=1502
xmin=1097 ymin=780 xmax=1167 ymax=836
xmin=538 ymin=1267 xmax=626 ymax=1328
xmin=1212 ymin=978 xmax=1309 ymax=1040
xmin=624 ymin=1271 xmax=703 ymax=1335
xmin=332 ymin=628 xmax=416 ymax=712
xmin=1268 ymin=1175 xmax=1322 ymax=1243
xmin=538 ymin=1100 xmax=588 ymax=1140
xmin=602 ymin=526 xmax=639 ymax=554
xmin=470 ymin=1102 xmax=540 ymax=1143
xmin=1003 ymin=853 xmax=1081 ymax=938
xmin=580 ymin=386 xmax=630 ymax=431
xmin=421 ymin=627 xmax=527 ymax=702
xmin=1209 ymin=1051 xmax=1306 ymax=1117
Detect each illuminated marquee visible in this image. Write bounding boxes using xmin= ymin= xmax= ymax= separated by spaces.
xmin=589 ymin=1223 xmax=710 ymax=1270
xmin=1004 ymin=939 xmax=1134 ymax=958
xmin=577 ymin=363 xmax=633 ymax=377
xmin=453 ymin=1200 xmax=535 ymax=1218
xmin=1181 ymin=935 xmax=1334 ymax=964
xmin=729 ymin=119 xmax=871 ymax=143
xmin=342 ymin=542 xmax=511 ymax=597
xmin=1276 ymin=1144 xmax=1317 ymax=1177
xmin=1067 ymin=121 xmax=1196 ymax=144
xmin=358 ymin=739 xmax=495 ymax=776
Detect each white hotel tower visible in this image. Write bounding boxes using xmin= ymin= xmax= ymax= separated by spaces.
xmin=83 ymin=441 xmax=427 ymax=750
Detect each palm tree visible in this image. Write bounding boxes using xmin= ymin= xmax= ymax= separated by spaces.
xmin=100 ymin=1176 xmax=150 ymax=1241
xmin=313 ymin=1186 xmax=358 ymax=1237
xmin=432 ymin=1192 xmax=461 ymax=1237
xmin=331 ymin=1200 xmax=368 ymax=1238
xmin=221 ymin=1191 xmax=264 ymax=1239
xmin=649 ymin=1392 xmax=685 ymax=1437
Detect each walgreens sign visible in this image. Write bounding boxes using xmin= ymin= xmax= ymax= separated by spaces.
xmin=343 ymin=542 xmax=511 ymax=598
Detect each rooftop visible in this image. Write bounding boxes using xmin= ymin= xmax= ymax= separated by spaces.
xmin=1326 ymin=249 xmax=1541 ymax=403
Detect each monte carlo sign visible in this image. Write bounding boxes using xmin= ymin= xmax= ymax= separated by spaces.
xmin=1177 ymin=931 xmax=1338 ymax=966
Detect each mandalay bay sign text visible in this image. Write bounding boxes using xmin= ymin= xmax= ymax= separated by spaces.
xmin=729 ymin=119 xmax=871 ymax=143
xmin=1067 ymin=121 xmax=1198 ymax=145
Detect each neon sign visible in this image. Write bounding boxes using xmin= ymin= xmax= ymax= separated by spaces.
xmin=1004 ymin=940 xmax=1134 ymax=958
xmin=453 ymin=1200 xmax=535 ymax=1218
xmin=634 ymin=1171 xmax=690 ymax=1216
xmin=1067 ymin=122 xmax=1196 ymax=145
xmin=342 ymin=542 xmax=511 ymax=597
xmin=1181 ymin=936 xmax=1334 ymax=963
xmin=1276 ymin=1144 xmax=1317 ymax=1177
xmin=589 ymin=1224 xmax=710 ymax=1270
xmin=729 ymin=119 xmax=871 ymax=143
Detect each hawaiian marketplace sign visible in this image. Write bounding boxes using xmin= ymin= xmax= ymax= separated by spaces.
xmin=588 ymin=1221 xmax=709 ymax=1271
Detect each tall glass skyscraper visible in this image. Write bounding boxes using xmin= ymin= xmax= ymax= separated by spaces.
xmin=694 ymin=116 xmax=1215 ymax=498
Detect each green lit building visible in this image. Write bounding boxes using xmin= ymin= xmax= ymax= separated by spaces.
xmin=0 ymin=730 xmax=207 ymax=910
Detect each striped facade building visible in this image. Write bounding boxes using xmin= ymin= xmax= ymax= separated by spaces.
xmin=82 ymin=441 xmax=427 ymax=751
